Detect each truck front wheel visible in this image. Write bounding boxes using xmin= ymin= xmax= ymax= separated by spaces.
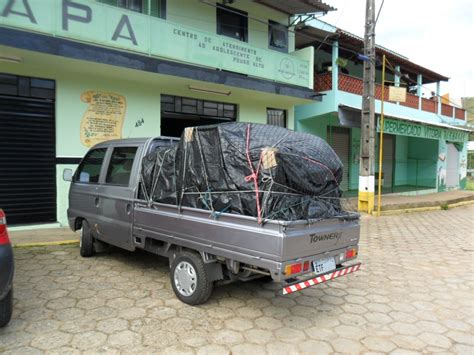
xmin=0 ymin=289 xmax=13 ymax=328
xmin=170 ymin=251 xmax=213 ymax=305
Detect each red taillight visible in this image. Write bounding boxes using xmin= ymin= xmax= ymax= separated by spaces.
xmin=285 ymin=261 xmax=311 ymax=276
xmin=285 ymin=262 xmax=302 ymax=276
xmin=0 ymin=209 xmax=10 ymax=245
xmin=345 ymin=248 xmax=357 ymax=259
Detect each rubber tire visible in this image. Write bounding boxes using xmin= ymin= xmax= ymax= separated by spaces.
xmin=0 ymin=288 xmax=13 ymax=328
xmin=170 ymin=251 xmax=213 ymax=306
xmin=79 ymin=220 xmax=95 ymax=257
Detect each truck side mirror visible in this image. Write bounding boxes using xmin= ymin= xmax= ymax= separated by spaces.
xmin=63 ymin=168 xmax=73 ymax=182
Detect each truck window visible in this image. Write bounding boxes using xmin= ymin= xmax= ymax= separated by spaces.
xmin=105 ymin=147 xmax=138 ymax=186
xmin=74 ymin=148 xmax=107 ymax=183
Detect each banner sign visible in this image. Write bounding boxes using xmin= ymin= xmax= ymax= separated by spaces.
xmin=377 ymin=117 xmax=468 ymax=143
xmin=0 ymin=0 xmax=312 ymax=88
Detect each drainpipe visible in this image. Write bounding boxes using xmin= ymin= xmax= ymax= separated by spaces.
xmin=417 ymin=74 xmax=422 ymax=110
xmin=436 ymin=81 xmax=441 ymax=115
xmin=394 ymin=65 xmax=400 ymax=105
xmin=332 ymin=41 xmax=339 ymax=105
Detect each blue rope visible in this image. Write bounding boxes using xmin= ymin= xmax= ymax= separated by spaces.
xmin=212 ymin=204 xmax=231 ymax=219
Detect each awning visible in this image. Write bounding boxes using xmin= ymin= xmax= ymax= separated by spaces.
xmin=253 ymin=0 xmax=336 ymax=15
xmin=338 ymin=105 xmax=471 ymax=132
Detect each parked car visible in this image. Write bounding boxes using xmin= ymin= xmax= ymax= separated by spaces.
xmin=0 ymin=209 xmax=14 ymax=327
xmin=64 ymin=137 xmax=361 ymax=305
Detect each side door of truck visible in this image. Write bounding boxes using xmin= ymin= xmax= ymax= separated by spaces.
xmin=70 ymin=147 xmax=108 ymax=232
xmin=95 ymin=144 xmax=143 ymax=251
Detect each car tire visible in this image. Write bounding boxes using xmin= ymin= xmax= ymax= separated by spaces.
xmin=80 ymin=220 xmax=94 ymax=258
xmin=0 ymin=288 xmax=13 ymax=328
xmin=170 ymin=251 xmax=213 ymax=305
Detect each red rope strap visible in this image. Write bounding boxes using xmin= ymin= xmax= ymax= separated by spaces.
xmin=244 ymin=124 xmax=263 ymax=224
xmin=302 ymin=156 xmax=339 ymax=186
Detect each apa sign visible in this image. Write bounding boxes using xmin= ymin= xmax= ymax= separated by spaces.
xmin=0 ymin=0 xmax=312 ymax=88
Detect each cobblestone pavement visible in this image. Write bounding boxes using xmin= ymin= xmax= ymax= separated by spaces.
xmin=1 ymin=205 xmax=473 ymax=354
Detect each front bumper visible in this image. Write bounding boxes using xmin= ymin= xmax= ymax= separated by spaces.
xmin=0 ymin=244 xmax=14 ymax=300
xmin=281 ymin=262 xmax=361 ymax=295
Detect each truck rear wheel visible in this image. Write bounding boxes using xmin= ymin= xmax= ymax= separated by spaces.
xmin=79 ymin=220 xmax=94 ymax=257
xmin=170 ymin=251 xmax=213 ymax=305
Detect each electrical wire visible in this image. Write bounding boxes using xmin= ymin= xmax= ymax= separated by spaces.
xmin=375 ymin=0 xmax=385 ymax=25
xmin=164 ymin=1 xmax=405 ymax=72
xmin=313 ymin=0 xmax=348 ymax=53
xmin=130 ymin=2 xmax=471 ymax=116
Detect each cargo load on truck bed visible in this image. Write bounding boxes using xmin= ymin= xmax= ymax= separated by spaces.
xmin=140 ymin=122 xmax=347 ymax=222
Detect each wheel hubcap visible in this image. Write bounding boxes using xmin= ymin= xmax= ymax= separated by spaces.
xmin=80 ymin=227 xmax=83 ymax=248
xmin=174 ymin=261 xmax=197 ymax=297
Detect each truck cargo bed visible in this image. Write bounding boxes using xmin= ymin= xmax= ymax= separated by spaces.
xmin=132 ymin=202 xmax=360 ymax=281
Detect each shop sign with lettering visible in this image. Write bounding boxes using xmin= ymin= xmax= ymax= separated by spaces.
xmin=377 ymin=117 xmax=468 ymax=143
xmin=0 ymin=0 xmax=312 ymax=88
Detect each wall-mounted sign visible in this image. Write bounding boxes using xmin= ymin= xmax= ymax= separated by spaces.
xmin=377 ymin=117 xmax=468 ymax=143
xmin=80 ymin=91 xmax=126 ymax=147
xmin=0 ymin=0 xmax=312 ymax=88
xmin=388 ymin=86 xmax=406 ymax=102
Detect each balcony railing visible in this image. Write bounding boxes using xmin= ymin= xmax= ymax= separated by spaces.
xmin=315 ymin=72 xmax=466 ymax=120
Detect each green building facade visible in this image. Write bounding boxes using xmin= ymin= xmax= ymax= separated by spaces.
xmin=0 ymin=0 xmax=333 ymax=227
xmin=295 ymin=20 xmax=470 ymax=197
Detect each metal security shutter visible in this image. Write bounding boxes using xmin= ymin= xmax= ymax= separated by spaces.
xmin=0 ymin=94 xmax=56 ymax=225
xmin=382 ymin=134 xmax=394 ymax=188
xmin=328 ymin=127 xmax=350 ymax=191
xmin=446 ymin=143 xmax=459 ymax=188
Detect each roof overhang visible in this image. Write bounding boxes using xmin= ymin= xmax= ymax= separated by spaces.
xmin=253 ymin=0 xmax=336 ymax=15
xmin=335 ymin=30 xmax=449 ymax=83
xmin=295 ymin=25 xmax=336 ymax=48
xmin=295 ymin=21 xmax=450 ymax=84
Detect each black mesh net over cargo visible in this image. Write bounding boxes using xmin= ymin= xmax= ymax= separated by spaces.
xmin=140 ymin=123 xmax=348 ymax=222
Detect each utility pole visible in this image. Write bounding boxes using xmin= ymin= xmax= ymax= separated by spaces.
xmin=358 ymin=0 xmax=376 ymax=214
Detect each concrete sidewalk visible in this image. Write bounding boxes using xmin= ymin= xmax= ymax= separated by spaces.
xmin=343 ymin=189 xmax=474 ymax=214
xmin=375 ymin=189 xmax=474 ymax=212
xmin=8 ymin=190 xmax=474 ymax=246
xmin=9 ymin=227 xmax=78 ymax=247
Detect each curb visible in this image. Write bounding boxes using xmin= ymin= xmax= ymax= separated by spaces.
xmin=373 ymin=199 xmax=474 ymax=216
xmin=13 ymin=240 xmax=79 ymax=248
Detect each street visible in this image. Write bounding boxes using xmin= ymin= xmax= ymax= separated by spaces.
xmin=1 ymin=205 xmax=473 ymax=354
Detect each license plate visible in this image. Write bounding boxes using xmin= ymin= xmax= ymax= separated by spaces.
xmin=313 ymin=257 xmax=336 ymax=275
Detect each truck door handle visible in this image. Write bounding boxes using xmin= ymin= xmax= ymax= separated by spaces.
xmin=95 ymin=197 xmax=100 ymax=207
xmin=126 ymin=203 xmax=131 ymax=214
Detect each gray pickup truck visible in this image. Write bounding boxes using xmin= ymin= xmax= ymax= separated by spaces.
xmin=64 ymin=137 xmax=361 ymax=305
